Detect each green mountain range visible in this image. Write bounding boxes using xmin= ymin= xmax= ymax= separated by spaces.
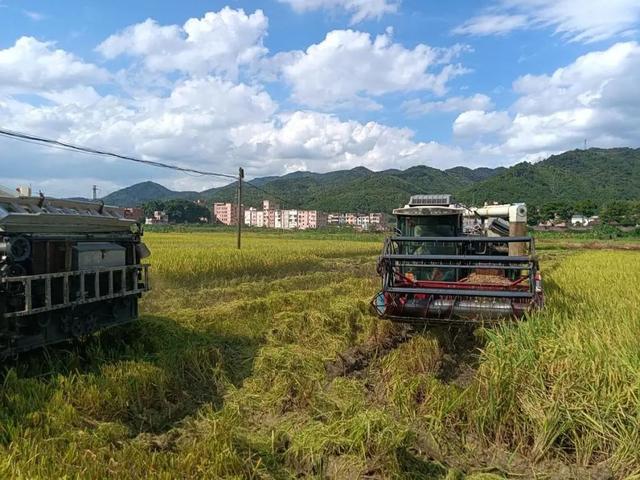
xmin=102 ymin=148 xmax=640 ymax=211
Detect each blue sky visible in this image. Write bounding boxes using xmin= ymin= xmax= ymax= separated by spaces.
xmin=1 ymin=0 xmax=639 ymax=196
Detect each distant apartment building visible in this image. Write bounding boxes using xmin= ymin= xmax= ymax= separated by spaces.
xmin=326 ymin=212 xmax=385 ymax=230
xmin=245 ymin=207 xmax=258 ymax=227
xmin=285 ymin=210 xmax=298 ymax=229
xmin=298 ymin=209 xmax=327 ymax=229
xmin=243 ymin=200 xmax=327 ymax=230
xmin=369 ymin=213 xmax=384 ymax=225
xmin=245 ymin=207 xmax=266 ymax=228
xmin=213 ymin=202 xmax=243 ymax=226
xmin=263 ymin=200 xmax=278 ymax=210
xmin=262 ymin=200 xmax=279 ymax=228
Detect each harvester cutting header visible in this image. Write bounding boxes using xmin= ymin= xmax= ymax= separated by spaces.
xmin=372 ymin=194 xmax=543 ymax=324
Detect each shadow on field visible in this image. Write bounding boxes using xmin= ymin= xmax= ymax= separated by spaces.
xmin=0 ymin=314 xmax=261 ymax=437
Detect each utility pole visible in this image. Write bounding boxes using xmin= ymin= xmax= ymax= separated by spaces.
xmin=92 ymin=184 xmax=98 ymax=200
xmin=236 ymin=167 xmax=244 ymax=249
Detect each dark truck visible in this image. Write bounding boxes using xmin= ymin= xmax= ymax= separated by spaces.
xmin=0 ymin=188 xmax=150 ymax=358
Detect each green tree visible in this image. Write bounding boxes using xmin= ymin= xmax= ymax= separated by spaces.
xmin=574 ymin=199 xmax=598 ymax=217
xmin=601 ymin=201 xmax=633 ymax=225
xmin=540 ymin=202 xmax=573 ymax=222
xmin=526 ymin=205 xmax=542 ymax=226
xmin=143 ymin=200 xmax=166 ymax=218
xmin=163 ymin=199 xmax=210 ymax=224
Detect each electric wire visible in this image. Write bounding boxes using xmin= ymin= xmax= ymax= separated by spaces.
xmin=0 ymin=127 xmax=238 ymax=180
xmin=1 ymin=126 xmax=293 ymax=206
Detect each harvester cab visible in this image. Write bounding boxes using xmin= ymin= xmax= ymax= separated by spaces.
xmin=372 ymin=194 xmax=543 ymax=324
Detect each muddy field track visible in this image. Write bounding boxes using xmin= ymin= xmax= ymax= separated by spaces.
xmin=326 ymin=323 xmax=484 ymax=387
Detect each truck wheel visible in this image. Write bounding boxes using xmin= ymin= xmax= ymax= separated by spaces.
xmin=9 ymin=236 xmax=31 ymax=262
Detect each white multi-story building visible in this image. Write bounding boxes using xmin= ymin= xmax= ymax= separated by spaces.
xmin=369 ymin=213 xmax=383 ymax=225
xmin=327 ymin=213 xmax=342 ymax=225
xmin=245 ymin=207 xmax=258 ymax=227
xmin=326 ymin=212 xmax=385 ymax=230
xmin=356 ymin=215 xmax=369 ymax=228
xmin=274 ymin=209 xmax=283 ymax=229
xmin=285 ymin=210 xmax=298 ymax=229
xmin=243 ymin=200 xmax=328 ymax=229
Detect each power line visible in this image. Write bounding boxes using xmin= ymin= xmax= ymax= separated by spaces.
xmin=0 ymin=127 xmax=238 ymax=180
xmin=0 ymin=128 xmax=295 ymax=201
xmin=1 ymin=127 xmax=257 ymax=249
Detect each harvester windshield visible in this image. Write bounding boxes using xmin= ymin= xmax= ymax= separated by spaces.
xmin=398 ymin=214 xmax=459 ymax=237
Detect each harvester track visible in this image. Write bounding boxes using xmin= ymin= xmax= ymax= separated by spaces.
xmin=326 ymin=322 xmax=483 ymax=387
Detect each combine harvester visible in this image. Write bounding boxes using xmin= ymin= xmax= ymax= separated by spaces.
xmin=0 ymin=185 xmax=150 ymax=358
xmin=372 ymin=194 xmax=543 ymax=324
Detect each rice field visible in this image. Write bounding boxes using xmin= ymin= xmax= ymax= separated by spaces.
xmin=1 ymin=231 xmax=639 ymax=479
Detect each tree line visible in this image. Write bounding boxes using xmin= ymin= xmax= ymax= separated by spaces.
xmin=527 ymin=200 xmax=640 ymax=226
xmin=142 ymin=199 xmax=211 ymax=224
xmin=138 ymin=197 xmax=639 ymax=228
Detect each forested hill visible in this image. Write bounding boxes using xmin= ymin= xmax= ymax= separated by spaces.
xmin=102 ymin=148 xmax=640 ymax=211
xmin=456 ymin=148 xmax=640 ymax=206
xmin=102 ymin=181 xmax=200 ymax=206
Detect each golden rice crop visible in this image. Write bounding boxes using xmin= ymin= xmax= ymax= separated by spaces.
xmin=145 ymin=231 xmax=380 ymax=284
xmin=0 ymin=231 xmax=639 ymax=478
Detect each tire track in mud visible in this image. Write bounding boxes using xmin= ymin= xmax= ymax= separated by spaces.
xmin=432 ymin=326 xmax=483 ymax=387
xmin=325 ymin=324 xmax=414 ymax=380
xmin=325 ymin=322 xmax=484 ymax=387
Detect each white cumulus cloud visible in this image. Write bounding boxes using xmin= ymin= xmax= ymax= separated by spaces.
xmin=453 ymin=110 xmax=512 ymax=137
xmin=0 ymin=36 xmax=108 ymax=92
xmin=230 ymin=110 xmax=464 ymax=173
xmin=280 ymin=28 xmax=469 ymax=109
xmin=454 ymin=42 xmax=640 ymax=160
xmin=97 ymin=7 xmax=268 ymax=78
xmin=1 ymin=75 xmax=462 ymax=195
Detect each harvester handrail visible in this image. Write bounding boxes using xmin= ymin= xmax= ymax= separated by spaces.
xmin=2 ymin=264 xmax=150 ymax=318
xmin=383 ymin=254 xmax=531 ymax=262
xmin=389 ymin=236 xmax=532 ymax=243
xmin=387 ymin=263 xmax=532 ymax=270
xmin=386 ymin=286 xmax=534 ymax=298
xmin=1 ymin=264 xmax=148 ymax=283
